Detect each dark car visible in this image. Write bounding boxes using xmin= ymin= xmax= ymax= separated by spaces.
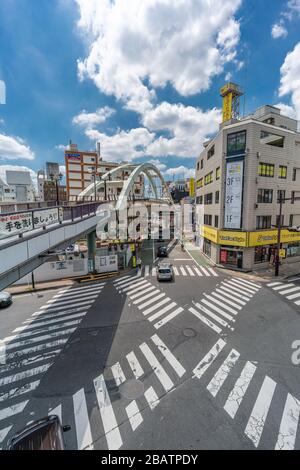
xmin=0 ymin=291 xmax=12 ymax=308
xmin=157 ymin=246 xmax=168 ymax=257
xmin=8 ymin=415 xmax=70 ymax=450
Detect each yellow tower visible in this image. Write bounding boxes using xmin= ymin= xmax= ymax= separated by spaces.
xmin=220 ymin=82 xmax=244 ymax=123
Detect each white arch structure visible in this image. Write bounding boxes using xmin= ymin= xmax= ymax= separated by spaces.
xmin=78 ymin=162 xmax=173 ymax=210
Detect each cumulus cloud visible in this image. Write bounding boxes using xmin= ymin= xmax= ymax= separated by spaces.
xmin=271 ymin=23 xmax=288 ymax=39
xmin=72 ymin=106 xmax=115 ymax=128
xmin=272 ymin=0 xmax=300 ymax=38
xmin=75 ymin=0 xmax=241 ymax=113
xmin=275 ymin=102 xmax=298 ymax=120
xmin=0 ymin=165 xmax=37 ymax=188
xmin=55 ymin=144 xmax=68 ymax=151
xmin=164 ymin=165 xmax=195 ymax=179
xmin=279 ymin=42 xmax=300 ymax=121
xmin=0 ymin=134 xmax=35 ymax=161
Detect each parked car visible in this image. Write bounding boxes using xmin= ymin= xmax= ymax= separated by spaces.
xmin=8 ymin=415 xmax=71 ymax=450
xmin=157 ymin=263 xmax=173 ymax=282
xmin=157 ymin=246 xmax=168 ymax=257
xmin=0 ymin=291 xmax=12 ymax=308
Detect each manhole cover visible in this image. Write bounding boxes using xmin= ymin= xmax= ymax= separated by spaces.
xmin=119 ymin=379 xmax=145 ymax=399
xmin=183 ymin=328 xmax=197 ymax=338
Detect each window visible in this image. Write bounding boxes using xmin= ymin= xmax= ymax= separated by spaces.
xmin=207 ymin=145 xmax=215 ymax=159
xmin=257 ymin=189 xmax=273 ymax=203
xmin=256 ymin=215 xmax=272 ymax=229
xmin=289 ymin=215 xmax=293 ymax=227
xmin=263 ymin=117 xmax=275 ymax=125
xmin=196 ymin=177 xmax=203 ymax=188
xmin=258 ymin=162 xmax=275 ymax=177
xmin=204 ymin=193 xmax=213 ymax=205
xmin=293 ymin=168 xmax=297 ymax=181
xmin=227 ymin=130 xmax=246 ymax=156
xmin=216 ymin=167 xmax=220 ymax=180
xmin=277 ymin=190 xmax=286 ymax=203
xmin=278 ymin=166 xmax=287 ymax=179
xmin=196 ymin=195 xmax=203 ymax=204
xmin=276 ymin=215 xmax=284 ymax=227
xmin=291 ymin=191 xmax=295 ymax=204
xmin=204 ymin=171 xmax=213 ymax=185
xmin=201 ymin=159 xmax=204 ymax=169
xmin=204 ymin=214 xmax=212 ymax=225
xmin=260 ymin=130 xmax=284 ymax=147
xmin=215 ymin=191 xmax=220 ymax=204
xmin=197 ymin=162 xmax=200 ymax=171
xmin=214 ymin=215 xmax=219 ymax=228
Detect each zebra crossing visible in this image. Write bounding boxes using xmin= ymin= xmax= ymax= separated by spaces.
xmin=0 ymin=334 xmax=186 ymax=450
xmin=141 ymin=264 xmax=218 ymax=278
xmin=0 ymin=282 xmax=105 ymax=448
xmin=114 ymin=276 xmax=184 ymax=329
xmin=189 ymin=277 xmax=262 ymax=335
xmin=267 ymin=281 xmax=300 ymax=307
xmin=193 ymin=338 xmax=300 ymax=450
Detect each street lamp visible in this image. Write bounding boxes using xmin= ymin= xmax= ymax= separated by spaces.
xmin=88 ymin=167 xmax=98 ymax=201
xmin=50 ymin=172 xmax=63 ymax=206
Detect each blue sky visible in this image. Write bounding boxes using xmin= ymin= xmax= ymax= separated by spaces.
xmin=0 ymin=0 xmax=300 ymax=184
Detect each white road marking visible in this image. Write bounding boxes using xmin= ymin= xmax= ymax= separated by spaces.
xmin=148 ymin=302 xmax=177 ymax=321
xmin=275 ymin=393 xmax=300 ymax=450
xmin=16 ymin=312 xmax=86 ymax=331
xmin=0 ymin=380 xmax=40 ymax=403
xmin=144 ymin=265 xmax=150 ymax=277
xmin=287 ymin=292 xmax=300 ymax=300
xmin=133 ymin=289 xmax=160 ymax=305
xmin=227 ymin=280 xmax=254 ymax=295
xmin=200 ymin=266 xmax=210 ymax=276
xmin=211 ymin=292 xmax=242 ymax=310
xmin=144 ymin=387 xmax=160 ymax=410
xmin=189 ymin=307 xmax=222 ymax=334
xmin=114 ymin=276 xmax=138 ymax=287
xmin=139 ymin=343 xmax=174 ymax=392
xmin=193 ymin=339 xmax=226 ymax=379
xmin=0 ymin=350 xmax=60 ymax=374
xmin=154 ymin=307 xmax=184 ymax=329
xmin=203 ymin=294 xmax=238 ymax=316
xmin=3 ymin=328 xmax=76 ymax=351
xmin=215 ymin=288 xmax=246 ymax=306
xmin=58 ymin=284 xmax=105 ymax=294
xmin=173 ymin=267 xmax=179 ymax=276
xmin=48 ymin=291 xmax=100 ymax=304
xmin=38 ymin=301 xmax=94 ymax=313
xmin=0 ymin=339 xmax=68 ymax=362
xmin=200 ymin=299 xmax=234 ymax=322
xmin=73 ymin=388 xmax=94 ymax=450
xmin=151 ymin=334 xmax=186 ymax=377
xmin=43 ymin=296 xmax=98 ymax=308
xmin=222 ymin=282 xmax=251 ymax=300
xmin=244 ymin=376 xmax=277 ymax=447
xmin=126 ymin=352 xmax=144 ymax=379
xmin=30 ymin=306 xmax=87 ymax=319
xmin=193 ymin=267 xmax=203 ymax=276
xmin=127 ymin=285 xmax=155 ymax=299
xmin=126 ymin=401 xmax=143 ymax=431
xmin=271 ymin=284 xmax=289 ymax=291
xmin=235 ymin=278 xmax=261 ymax=289
xmin=224 ymin=361 xmax=257 ymax=419
xmin=294 ymin=299 xmax=300 ymax=305
xmin=48 ymin=404 xmax=62 ymax=423
xmin=52 ymin=288 xmax=103 ymax=300
xmin=232 ymin=279 xmax=259 ymax=292
xmin=93 ymin=374 xmax=122 ymax=450
xmin=0 ymin=401 xmax=29 ymax=421
xmin=5 ymin=320 xmax=81 ymax=342
xmin=279 ymin=286 xmax=300 ymax=295
xmin=113 ymin=275 xmax=131 ymax=284
xmin=143 ymin=298 xmax=172 ymax=316
xmin=195 ymin=302 xmax=229 ymax=327
xmin=207 ymin=349 xmax=240 ymax=397
xmin=0 ymin=364 xmax=52 ymax=387
xmin=117 ymin=278 xmax=145 ymax=290
xmin=186 ymin=265 xmax=195 ymax=276
xmin=111 ymin=362 xmax=126 ymax=386
xmin=208 ymin=268 xmax=218 ymax=277
xmin=137 ymin=293 xmax=165 ymax=310
xmin=121 ymin=280 xmax=149 ymax=293
xmin=180 ymin=266 xmax=187 ymax=276
xmin=267 ymin=282 xmax=283 ymax=287
xmin=152 ymin=267 xmax=156 ymax=276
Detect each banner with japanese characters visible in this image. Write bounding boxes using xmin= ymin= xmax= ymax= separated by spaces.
xmin=0 ymin=212 xmax=33 ymax=239
xmin=33 ymin=208 xmax=59 ymax=229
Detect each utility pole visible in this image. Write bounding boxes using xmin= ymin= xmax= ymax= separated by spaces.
xmin=275 ymin=193 xmax=283 ymax=277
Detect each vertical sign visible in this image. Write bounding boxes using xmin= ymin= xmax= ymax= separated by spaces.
xmin=189 ymin=178 xmax=195 ymax=198
xmin=224 ymin=160 xmax=244 ymax=229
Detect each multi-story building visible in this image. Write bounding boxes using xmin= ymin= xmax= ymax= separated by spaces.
xmin=195 ymin=104 xmax=300 ymax=271
xmin=46 ymin=162 xmax=60 ymax=179
xmin=1 ymin=171 xmax=36 ymax=202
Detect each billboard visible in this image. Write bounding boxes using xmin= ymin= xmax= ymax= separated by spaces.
xmin=224 ymin=160 xmax=244 ymax=229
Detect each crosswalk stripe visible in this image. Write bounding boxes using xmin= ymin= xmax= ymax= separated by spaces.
xmin=0 ymin=380 xmax=40 ymax=404
xmin=232 ymin=279 xmax=259 ymax=292
xmin=133 ymin=289 xmax=160 ymax=305
xmin=0 ymin=350 xmax=60 ymax=374
xmin=121 ymin=280 xmax=149 ymax=293
xmin=126 ymin=401 xmax=143 ymax=431
xmin=152 ymin=267 xmax=156 ymax=276
xmin=144 ymin=387 xmax=160 ymax=410
xmin=126 ymin=352 xmax=144 ymax=379
xmin=3 ymin=328 xmax=76 ymax=351
xmin=279 ymin=286 xmax=300 ymax=295
xmin=30 ymin=306 xmax=88 ymax=319
xmin=5 ymin=320 xmax=81 ymax=342
xmin=222 ymin=282 xmax=252 ymax=300
xmin=148 ymin=302 xmax=176 ymax=321
xmin=287 ymin=292 xmax=300 ymax=300
xmin=17 ymin=313 xmax=86 ymax=331
xmin=130 ymin=286 xmax=156 ymax=300
xmin=44 ymin=295 xmax=98 ymax=308
xmin=38 ymin=301 xmax=94 ymax=313
xmin=200 ymin=266 xmax=210 ymax=276
xmin=215 ymin=288 xmax=246 ymax=306
xmin=0 ymin=339 xmax=68 ymax=362
xmin=193 ymin=267 xmax=203 ymax=276
xmin=154 ymin=307 xmax=184 ymax=329
xmin=294 ymin=298 xmax=300 ymax=306
xmin=139 ymin=343 xmax=174 ymax=392
xmin=275 ymin=393 xmax=300 ymax=450
xmin=0 ymin=364 xmax=51 ymax=387
xmin=173 ymin=267 xmax=179 ymax=276
xmin=53 ymin=288 xmax=103 ymax=300
xmin=114 ymin=277 xmax=138 ymax=287
xmin=224 ymin=361 xmax=257 ymax=419
xmin=200 ymin=299 xmax=234 ymax=322
xmin=151 ymin=334 xmax=186 ymax=377
xmin=235 ymin=278 xmax=261 ymax=289
xmin=207 ymin=349 xmax=240 ymax=397
xmin=73 ymin=388 xmax=94 ymax=450
xmin=211 ymin=292 xmax=242 ymax=310
xmin=49 ymin=291 xmax=100 ymax=303
xmin=189 ymin=307 xmax=222 ymax=334
xmin=180 ymin=266 xmax=187 ymax=276
xmin=267 ymin=282 xmax=283 ymax=287
xmin=195 ymin=302 xmax=229 ymax=327
xmin=137 ymin=293 xmax=165 ymax=310
xmin=117 ymin=277 xmax=144 ymax=289
xmin=58 ymin=284 xmax=105 ymax=294
xmin=186 ymin=266 xmax=195 ymax=276
xmin=111 ymin=362 xmax=126 ymax=386
xmin=244 ymin=376 xmax=276 ymax=447
xmin=193 ymin=339 xmax=226 ymax=379
xmin=48 ymin=404 xmax=62 ymax=423
xmin=208 ymin=267 xmax=218 ymax=277
xmin=0 ymin=401 xmax=29 ymax=422
xmin=227 ymin=280 xmax=254 ymax=295
xmin=93 ymin=374 xmax=122 ymax=450
xmin=203 ymin=294 xmax=238 ymax=316
xmin=113 ymin=275 xmax=131 ymax=284
xmin=0 ymin=426 xmax=12 ymax=444
xmin=144 ymin=265 xmax=150 ymax=277
xmin=143 ymin=298 xmax=172 ymax=316
xmin=271 ymin=284 xmax=289 ymax=291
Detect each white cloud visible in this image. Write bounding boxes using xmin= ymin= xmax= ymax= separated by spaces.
xmin=0 ymin=165 xmax=37 ymax=188
xmin=287 ymin=0 xmax=300 ymax=16
xmin=75 ymin=0 xmax=241 ymax=113
xmin=271 ymin=23 xmax=288 ymax=39
xmin=0 ymin=134 xmax=35 ymax=161
xmin=275 ymin=102 xmax=297 ymax=120
xmin=164 ymin=165 xmax=195 ymax=179
xmin=59 ymin=165 xmax=66 ymax=176
xmin=72 ymin=106 xmax=115 ymax=128
xmin=55 ymin=144 xmax=68 ymax=151
xmin=148 ymin=159 xmax=167 ymax=172
xmin=0 ymin=118 xmax=4 ymax=125
xmin=279 ymin=42 xmax=300 ymax=121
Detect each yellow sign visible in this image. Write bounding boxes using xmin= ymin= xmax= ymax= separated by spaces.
xmin=248 ymin=230 xmax=278 ymax=247
xmin=279 ymin=249 xmax=286 ymax=258
xmin=189 ymin=178 xmax=195 ymax=198
xmin=219 ymin=231 xmax=247 ymax=247
xmin=280 ymin=229 xmax=300 ymax=243
xmin=130 ymin=243 xmax=135 ymax=252
xmin=201 ymin=226 xmax=218 ymax=244
xmin=222 ymin=93 xmax=232 ymax=122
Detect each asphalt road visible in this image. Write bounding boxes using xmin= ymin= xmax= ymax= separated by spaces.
xmin=0 ymin=240 xmax=300 ymax=450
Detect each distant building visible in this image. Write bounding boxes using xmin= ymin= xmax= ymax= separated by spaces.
xmin=3 ymin=171 xmax=36 ymax=202
xmin=46 ymin=162 xmax=60 ymax=179
xmin=168 ymin=179 xmax=190 ymax=203
xmin=43 ymin=180 xmax=67 ymax=203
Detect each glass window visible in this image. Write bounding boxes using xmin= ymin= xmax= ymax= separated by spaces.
xmin=276 ymin=214 xmax=284 ymax=227
xmin=258 ymin=162 xmax=275 ymax=177
xmin=260 ymin=130 xmax=284 ymax=147
xmin=196 ymin=177 xmax=203 ymax=188
xmin=204 ymin=214 xmax=212 ymax=225
xmin=215 ymin=215 xmax=219 ymax=228
xmin=256 ymin=215 xmax=272 ymax=229
xmin=207 ymin=145 xmax=215 ymax=159
xmin=204 ymin=171 xmax=213 ymax=185
xmin=227 ymin=131 xmax=246 ymax=156
xmin=278 ymin=166 xmax=287 ymax=179
xmin=215 ymin=191 xmax=220 ymax=204
xmin=257 ymin=189 xmax=273 ymax=203
xmin=216 ymin=167 xmax=220 ymax=180
xmin=201 ymin=159 xmax=204 ymax=169
xmin=277 ymin=190 xmax=286 ymax=203
xmin=204 ymin=193 xmax=213 ymax=205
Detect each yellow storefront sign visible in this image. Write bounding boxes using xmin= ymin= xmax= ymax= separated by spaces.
xmin=219 ymin=230 xmax=247 ymax=247
xmin=280 ymin=229 xmax=300 ymax=243
xmin=248 ymin=230 xmax=278 ymax=247
xmin=189 ymin=178 xmax=195 ymax=198
xmin=279 ymin=249 xmax=286 ymax=258
xmin=201 ymin=226 xmax=218 ymax=244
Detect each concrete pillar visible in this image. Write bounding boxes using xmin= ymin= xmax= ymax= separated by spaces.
xmin=87 ymin=230 xmax=96 ymax=273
